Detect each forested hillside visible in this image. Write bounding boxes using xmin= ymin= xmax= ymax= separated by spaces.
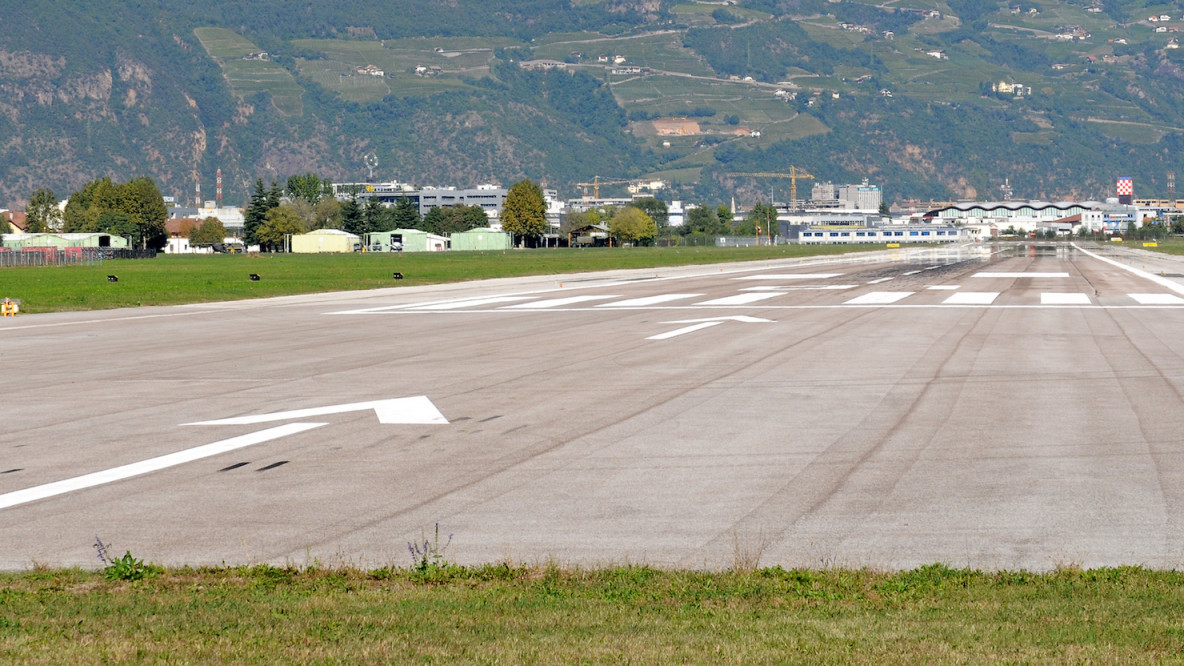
xmin=2 ymin=0 xmax=1184 ymax=208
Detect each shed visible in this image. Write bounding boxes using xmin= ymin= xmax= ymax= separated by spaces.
xmin=449 ymin=228 xmax=511 ymax=251
xmin=367 ymin=229 xmax=449 ymax=252
xmin=0 ymin=233 xmax=129 ymax=249
xmin=291 ymin=229 xmax=360 ymax=253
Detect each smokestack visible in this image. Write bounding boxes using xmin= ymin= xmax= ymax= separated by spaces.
xmin=195 ymin=180 xmax=201 ymax=208
xmin=1117 ymin=177 xmax=1133 ymax=205
xmin=216 ymin=168 xmax=223 ymax=208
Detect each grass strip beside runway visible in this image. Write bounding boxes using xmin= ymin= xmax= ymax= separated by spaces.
xmin=1 ymin=564 xmax=1180 ymax=662
xmin=0 ymin=245 xmax=880 ymax=313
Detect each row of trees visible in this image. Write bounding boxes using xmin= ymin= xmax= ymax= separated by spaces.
xmin=28 ymin=177 xmax=170 ymax=250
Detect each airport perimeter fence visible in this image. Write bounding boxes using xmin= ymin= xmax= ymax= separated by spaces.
xmin=0 ymin=247 xmax=157 ymax=267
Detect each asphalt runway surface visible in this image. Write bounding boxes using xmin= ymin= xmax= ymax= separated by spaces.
xmin=4 ymin=241 xmax=1184 ymax=571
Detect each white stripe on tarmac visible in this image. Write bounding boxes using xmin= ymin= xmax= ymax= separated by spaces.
xmin=927 ymin=285 xmax=960 ymax=290
xmin=975 ymin=272 xmax=1070 ymax=278
xmin=943 ymin=292 xmax=999 ymax=305
xmin=504 ymin=295 xmax=621 ymax=309
xmin=867 ymin=277 xmax=894 ymax=284
xmin=1042 ymin=292 xmax=1091 ymax=305
xmin=733 ymin=273 xmax=842 ymax=280
xmin=0 ymin=422 xmax=326 ymax=510
xmin=1072 ymin=243 xmax=1184 ymax=296
xmin=695 ymin=293 xmax=784 ymax=306
xmin=1129 ymin=293 xmax=1184 ymax=305
xmin=647 ymin=321 xmax=723 ymax=340
xmin=598 ymin=294 xmax=703 ymax=307
xmin=418 ymin=296 xmax=535 ymax=310
xmin=844 ymin=292 xmax=914 ymax=305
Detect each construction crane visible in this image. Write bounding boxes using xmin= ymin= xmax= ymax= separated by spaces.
xmin=576 ymin=176 xmax=662 ymax=199
xmin=729 ymin=167 xmax=816 ymax=211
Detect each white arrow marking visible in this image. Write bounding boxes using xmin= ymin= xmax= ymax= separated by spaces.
xmin=182 ymin=396 xmax=449 ymax=426
xmin=0 ymin=422 xmax=326 ymax=511
xmin=647 ymin=315 xmax=773 ymax=340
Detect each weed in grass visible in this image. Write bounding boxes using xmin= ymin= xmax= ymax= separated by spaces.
xmin=93 ymin=536 xmax=158 ymax=581
xmin=407 ymin=523 xmax=459 ymax=583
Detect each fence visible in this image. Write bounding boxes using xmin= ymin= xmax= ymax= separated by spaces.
xmin=0 ymin=247 xmax=157 ymax=267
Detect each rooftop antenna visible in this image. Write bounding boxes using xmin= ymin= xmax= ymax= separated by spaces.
xmin=1169 ymin=171 xmax=1176 ymax=202
xmin=999 ymin=177 xmax=1013 ymax=202
xmin=364 ymin=153 xmax=378 ymax=181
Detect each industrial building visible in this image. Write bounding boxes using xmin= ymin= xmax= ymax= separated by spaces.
xmin=449 ymin=228 xmax=512 ymax=251
xmin=290 ymin=229 xmax=361 ymax=253
xmin=0 ymin=233 xmax=130 ymax=249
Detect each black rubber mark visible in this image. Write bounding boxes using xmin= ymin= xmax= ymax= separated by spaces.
xmin=218 ymin=462 xmax=249 ymax=472
xmin=453 ymin=417 xmax=471 ymax=422
xmin=501 ymin=425 xmax=527 ymax=435
xmin=257 ymin=461 xmax=289 ymax=472
xmin=479 ymin=415 xmax=503 ymax=423
xmin=1 ymin=468 xmax=22 ymax=474
xmin=418 ymin=435 xmax=431 ymax=440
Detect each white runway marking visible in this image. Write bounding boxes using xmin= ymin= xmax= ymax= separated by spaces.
xmin=867 ymin=277 xmax=894 ymax=284
xmin=975 ymin=272 xmax=1070 ymax=278
xmin=1042 ymin=292 xmax=1091 ymax=305
xmin=943 ymin=292 xmax=999 ymax=305
xmin=733 ymin=273 xmax=842 ymax=280
xmin=419 ymin=296 xmax=535 ymax=310
xmin=0 ymin=423 xmax=327 ymax=511
xmin=1128 ymin=293 xmax=1184 ymax=305
xmin=902 ymin=270 xmax=922 ymax=276
xmin=597 ymin=294 xmax=703 ymax=307
xmin=695 ymin=293 xmax=784 ymax=306
xmin=927 ymin=285 xmax=961 ymax=290
xmin=844 ymin=291 xmax=914 ymax=305
xmin=504 ymin=295 xmax=620 ymax=309
xmin=647 ymin=322 xmax=723 ymax=340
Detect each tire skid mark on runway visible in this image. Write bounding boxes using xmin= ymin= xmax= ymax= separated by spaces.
xmin=1083 ymin=305 xmax=1184 ymax=554
xmin=701 ymin=303 xmax=999 ymax=564
xmin=285 ymin=306 xmax=893 ymax=559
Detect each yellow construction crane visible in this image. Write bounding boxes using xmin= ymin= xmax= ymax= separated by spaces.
xmin=576 ymin=176 xmax=653 ymax=199
xmin=729 ymin=167 xmax=817 ymax=210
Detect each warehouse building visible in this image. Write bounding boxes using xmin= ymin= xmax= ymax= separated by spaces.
xmin=449 ymin=228 xmax=512 ymax=251
xmin=290 ymin=229 xmax=361 ymax=253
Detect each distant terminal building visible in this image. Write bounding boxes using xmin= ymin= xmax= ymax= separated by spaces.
xmin=787 ymin=224 xmax=963 ymax=244
xmin=920 ymin=200 xmax=1159 ymax=235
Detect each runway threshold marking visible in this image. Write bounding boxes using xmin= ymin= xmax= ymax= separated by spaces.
xmin=0 ymin=423 xmax=326 ymax=511
xmin=597 ymin=294 xmax=703 ymax=307
xmin=0 ymin=397 xmax=450 ymax=511
xmin=974 ymin=272 xmax=1070 ymax=278
xmin=943 ymin=292 xmax=999 ymax=305
xmin=1128 ymin=293 xmax=1184 ymax=305
xmin=648 ymin=315 xmax=773 ymax=340
xmin=844 ymin=291 xmax=914 ymax=305
xmin=1042 ymin=292 xmax=1092 ymax=305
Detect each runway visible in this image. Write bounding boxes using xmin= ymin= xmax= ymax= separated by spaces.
xmin=4 ymin=241 xmax=1184 ymax=570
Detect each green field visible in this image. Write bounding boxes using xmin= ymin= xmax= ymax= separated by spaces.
xmin=4 ymin=563 xmax=1184 ymax=662
xmin=0 ymin=246 xmax=883 ymax=314
xmin=195 ymin=27 xmax=304 ymax=115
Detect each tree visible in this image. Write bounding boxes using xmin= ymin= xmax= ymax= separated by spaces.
xmin=116 ymin=177 xmax=168 ymax=249
xmin=363 ymin=197 xmax=394 ymax=233
xmin=500 ymin=179 xmax=548 ymax=246
xmin=422 ymin=207 xmax=445 ymax=235
xmin=630 ymin=197 xmax=668 ymax=232
xmin=312 ymin=197 xmax=342 ymax=230
xmin=609 ymin=206 xmax=657 ymax=246
xmin=340 ymin=196 xmax=365 ymax=236
xmin=684 ymin=206 xmax=725 ymax=236
xmin=716 ymin=205 xmax=734 ymax=233
xmin=26 ymin=188 xmax=62 ymax=233
xmin=739 ymin=202 xmax=777 ymax=241
xmin=256 ymin=205 xmax=306 ymax=251
xmin=189 ymin=217 xmax=227 ymax=246
xmin=433 ymin=204 xmax=489 ymax=235
xmin=64 ymin=178 xmax=118 ymax=232
xmin=286 ymin=173 xmax=331 ymax=204
xmin=243 ymin=179 xmax=270 ymax=246
xmin=392 ymin=196 xmax=421 ymax=230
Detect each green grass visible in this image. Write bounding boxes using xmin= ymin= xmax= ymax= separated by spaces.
xmin=195 ymin=27 xmax=304 ymax=115
xmin=3 ymin=563 xmax=1184 ymax=662
xmin=0 ymin=246 xmax=883 ymax=314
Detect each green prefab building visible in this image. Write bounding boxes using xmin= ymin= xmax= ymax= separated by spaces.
xmin=0 ymin=233 xmax=130 ymax=249
xmin=367 ymin=229 xmax=449 ymax=252
xmin=449 ymin=228 xmax=511 ymax=251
